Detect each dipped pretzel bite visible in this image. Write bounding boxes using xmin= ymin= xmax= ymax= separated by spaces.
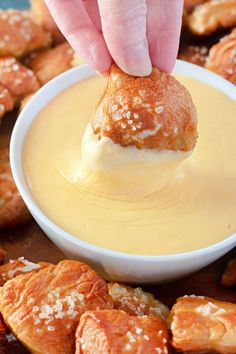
xmin=108 ymin=283 xmax=169 ymax=320
xmin=0 ymin=9 xmax=51 ymax=58
xmin=0 ymin=148 xmax=31 ymax=229
xmin=206 ymin=28 xmax=236 ymax=85
xmin=76 ymin=310 xmax=171 ymax=354
xmin=92 ymin=65 xmax=197 ymax=152
xmin=169 ymin=295 xmax=236 ymax=354
xmin=221 ymin=257 xmax=236 ymax=287
xmin=0 ymin=260 xmax=113 ymax=354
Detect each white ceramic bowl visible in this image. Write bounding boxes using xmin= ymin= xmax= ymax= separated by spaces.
xmin=10 ymin=61 xmax=236 ymax=284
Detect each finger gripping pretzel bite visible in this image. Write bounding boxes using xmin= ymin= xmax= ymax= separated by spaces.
xmin=76 ymin=310 xmax=171 ymax=354
xmin=93 ymin=65 xmax=197 ymax=152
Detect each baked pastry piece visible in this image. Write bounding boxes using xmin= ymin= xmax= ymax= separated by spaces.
xmin=205 ymin=28 xmax=236 ymax=85
xmin=25 ymin=42 xmax=74 ymax=85
xmin=0 ymin=85 xmax=14 ymax=121
xmin=221 ymin=257 xmax=236 ymax=287
xmin=0 ymin=257 xmax=48 ymax=286
xmin=187 ymin=0 xmax=236 ymax=35
xmin=169 ymin=295 xmax=236 ymax=354
xmin=93 ymin=65 xmax=197 ymax=152
xmin=0 ymin=260 xmax=113 ymax=354
xmin=178 ymin=45 xmax=208 ymax=67
xmin=0 ymin=148 xmax=31 ymax=229
xmin=0 ymin=10 xmax=51 ymax=58
xmin=0 ymin=57 xmax=39 ymax=105
xmin=30 ymin=0 xmax=65 ymax=44
xmin=108 ymin=282 xmax=169 ymax=320
xmin=76 ymin=310 xmax=171 ymax=354
xmin=184 ymin=0 xmax=208 ymax=13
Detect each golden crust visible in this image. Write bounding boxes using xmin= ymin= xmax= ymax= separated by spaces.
xmin=0 ymin=148 xmax=31 ymax=229
xmin=187 ymin=0 xmax=236 ymax=35
xmin=169 ymin=295 xmax=236 ymax=354
xmin=178 ymin=45 xmax=208 ymax=67
xmin=221 ymin=257 xmax=236 ymax=287
xmin=0 ymin=260 xmax=113 ymax=354
xmin=93 ymin=65 xmax=197 ymax=152
xmin=205 ymin=28 xmax=236 ymax=84
xmin=30 ymin=0 xmax=65 ymax=44
xmin=0 ymin=57 xmax=39 ymax=105
xmin=0 ymin=258 xmax=49 ymax=286
xmin=0 ymin=85 xmax=14 ymax=121
xmin=25 ymin=42 xmax=74 ymax=85
xmin=184 ymin=0 xmax=208 ymax=13
xmin=76 ymin=309 xmax=171 ymax=354
xmin=0 ymin=9 xmax=52 ymax=58
xmin=108 ymin=283 xmax=169 ymax=320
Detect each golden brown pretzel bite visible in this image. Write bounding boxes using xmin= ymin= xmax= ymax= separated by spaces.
xmin=76 ymin=310 xmax=171 ymax=354
xmin=178 ymin=45 xmax=208 ymax=67
xmin=206 ymin=28 xmax=236 ymax=85
xmin=169 ymin=295 xmax=236 ymax=354
xmin=93 ymin=65 xmax=197 ymax=152
xmin=0 ymin=85 xmax=14 ymax=121
xmin=0 ymin=9 xmax=51 ymax=58
xmin=0 ymin=260 xmax=113 ymax=354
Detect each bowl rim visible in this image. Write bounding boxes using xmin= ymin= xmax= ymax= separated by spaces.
xmin=10 ymin=60 xmax=236 ymax=262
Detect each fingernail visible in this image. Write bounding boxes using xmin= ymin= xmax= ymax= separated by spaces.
xmin=122 ymin=43 xmax=152 ymax=77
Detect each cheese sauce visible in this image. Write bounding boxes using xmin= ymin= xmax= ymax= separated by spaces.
xmin=23 ymin=76 xmax=236 ymax=255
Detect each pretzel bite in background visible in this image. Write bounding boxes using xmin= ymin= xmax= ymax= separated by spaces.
xmin=0 ymin=85 xmax=14 ymax=122
xmin=186 ymin=0 xmax=236 ymax=36
xmin=184 ymin=0 xmax=208 ymax=13
xmin=76 ymin=310 xmax=171 ymax=354
xmin=25 ymin=42 xmax=75 ymax=85
xmin=0 ymin=9 xmax=51 ymax=58
xmin=206 ymin=28 xmax=236 ymax=84
xmin=30 ymin=0 xmax=65 ymax=44
xmin=108 ymin=282 xmax=169 ymax=320
xmin=221 ymin=257 xmax=236 ymax=287
xmin=178 ymin=44 xmax=209 ymax=66
xmin=92 ymin=65 xmax=197 ymax=152
xmin=169 ymin=295 xmax=236 ymax=354
xmin=0 ymin=260 xmax=113 ymax=354
xmin=0 ymin=148 xmax=31 ymax=229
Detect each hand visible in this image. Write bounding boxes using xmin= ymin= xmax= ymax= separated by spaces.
xmin=44 ymin=0 xmax=183 ymax=76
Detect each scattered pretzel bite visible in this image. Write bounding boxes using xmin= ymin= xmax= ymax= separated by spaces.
xmin=0 ymin=57 xmax=39 ymax=105
xmin=205 ymin=28 xmax=236 ymax=84
xmin=76 ymin=310 xmax=171 ymax=354
xmin=178 ymin=45 xmax=208 ymax=67
xmin=0 ymin=260 xmax=113 ymax=354
xmin=0 ymin=257 xmax=49 ymax=286
xmin=0 ymin=9 xmax=51 ymax=58
xmin=0 ymin=85 xmax=14 ymax=121
xmin=108 ymin=283 xmax=169 ymax=320
xmin=25 ymin=42 xmax=74 ymax=85
xmin=184 ymin=0 xmax=208 ymax=13
xmin=93 ymin=65 xmax=197 ymax=152
xmin=169 ymin=295 xmax=236 ymax=354
xmin=0 ymin=148 xmax=31 ymax=229
xmin=221 ymin=257 xmax=236 ymax=287
xmin=30 ymin=0 xmax=65 ymax=44
xmin=187 ymin=0 xmax=236 ymax=36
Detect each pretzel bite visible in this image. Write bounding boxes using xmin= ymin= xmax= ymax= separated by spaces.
xmin=30 ymin=0 xmax=65 ymax=44
xmin=92 ymin=65 xmax=197 ymax=152
xmin=0 ymin=148 xmax=31 ymax=229
xmin=184 ymin=0 xmax=208 ymax=13
xmin=178 ymin=45 xmax=208 ymax=67
xmin=221 ymin=257 xmax=236 ymax=287
xmin=205 ymin=28 xmax=236 ymax=84
xmin=0 ymin=258 xmax=49 ymax=286
xmin=76 ymin=310 xmax=171 ymax=354
xmin=25 ymin=42 xmax=74 ymax=85
xmin=0 ymin=57 xmax=39 ymax=105
xmin=169 ymin=295 xmax=236 ymax=354
xmin=0 ymin=260 xmax=113 ymax=354
xmin=0 ymin=10 xmax=51 ymax=58
xmin=187 ymin=0 xmax=236 ymax=35
xmin=108 ymin=283 xmax=169 ymax=320
xmin=0 ymin=85 xmax=14 ymax=121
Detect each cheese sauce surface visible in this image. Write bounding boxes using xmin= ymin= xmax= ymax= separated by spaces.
xmin=23 ymin=76 xmax=236 ymax=255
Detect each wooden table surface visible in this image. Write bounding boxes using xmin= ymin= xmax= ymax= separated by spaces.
xmin=0 ymin=111 xmax=235 ymax=353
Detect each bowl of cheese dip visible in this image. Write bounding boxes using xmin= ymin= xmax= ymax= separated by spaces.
xmin=10 ymin=61 xmax=236 ymax=283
